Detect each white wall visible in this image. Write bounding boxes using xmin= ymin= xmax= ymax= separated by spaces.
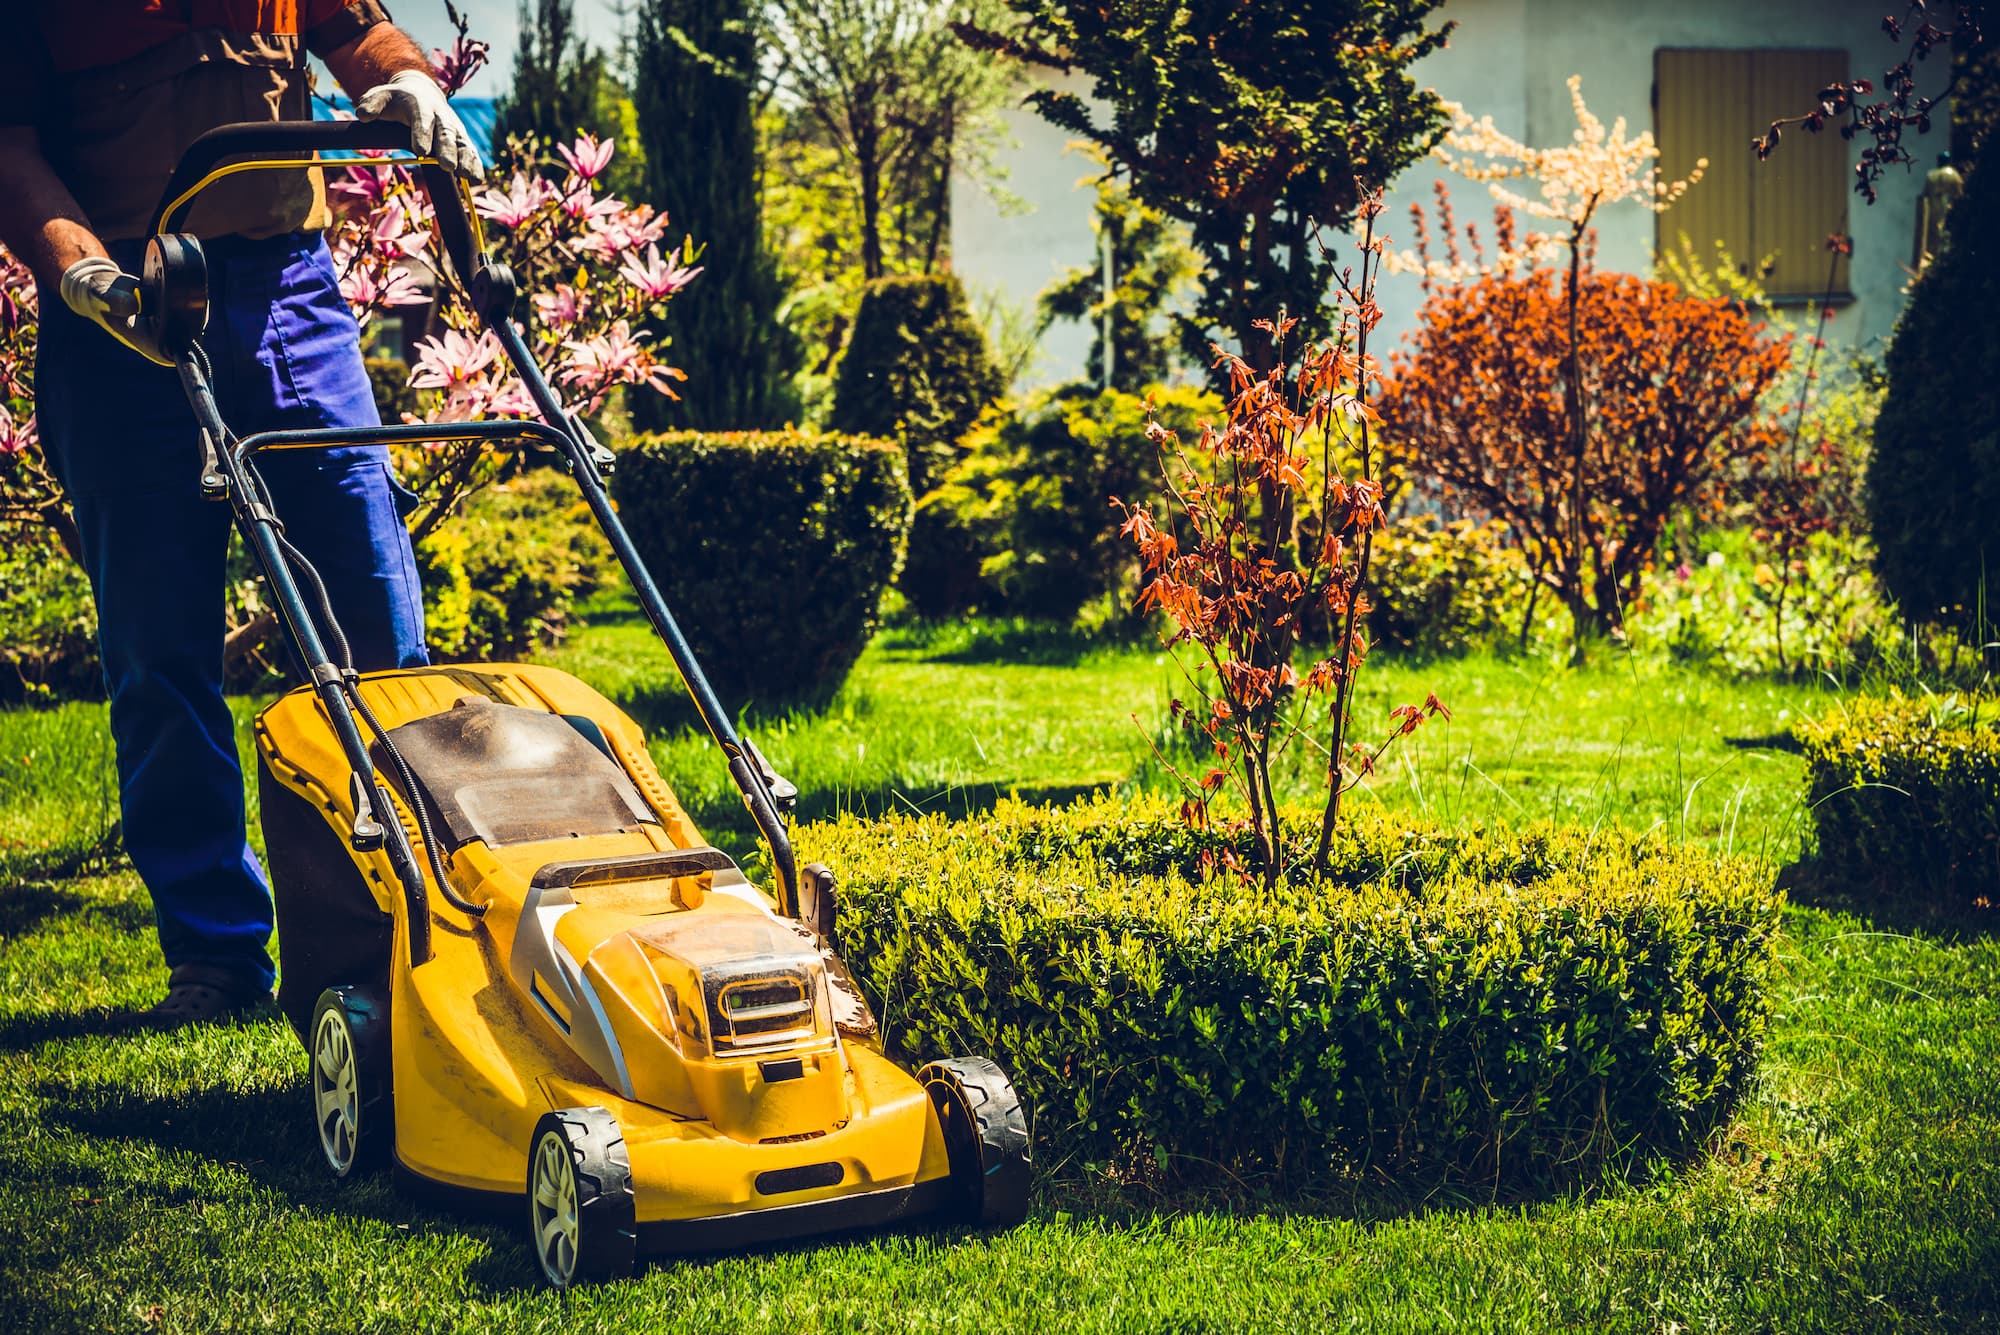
xmin=957 ymin=0 xmax=1936 ymax=386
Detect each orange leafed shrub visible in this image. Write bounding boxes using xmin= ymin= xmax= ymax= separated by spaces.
xmin=1381 ymin=265 xmax=1792 ymax=633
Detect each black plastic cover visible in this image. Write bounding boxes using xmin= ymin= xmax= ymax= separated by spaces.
xmin=372 ymin=697 xmax=657 ymax=852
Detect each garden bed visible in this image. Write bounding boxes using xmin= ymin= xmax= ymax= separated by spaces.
xmin=810 ymin=795 xmax=1782 ymax=1190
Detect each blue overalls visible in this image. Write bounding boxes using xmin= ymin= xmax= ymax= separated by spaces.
xmin=36 ymin=231 xmax=428 ymax=992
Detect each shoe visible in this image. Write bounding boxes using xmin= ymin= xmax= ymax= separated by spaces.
xmin=140 ymin=964 xmax=276 ymax=1029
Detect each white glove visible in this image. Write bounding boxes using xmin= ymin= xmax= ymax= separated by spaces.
xmin=354 ymin=70 xmax=485 ymax=180
xmin=60 ymin=256 xmax=171 ymax=366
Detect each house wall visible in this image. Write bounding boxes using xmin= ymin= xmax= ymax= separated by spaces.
xmin=953 ymin=0 xmax=1937 ymax=387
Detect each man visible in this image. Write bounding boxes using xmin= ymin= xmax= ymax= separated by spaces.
xmin=0 ymin=2 xmax=483 ymax=1026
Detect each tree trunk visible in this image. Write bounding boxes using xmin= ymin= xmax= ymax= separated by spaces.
xmin=857 ymin=130 xmax=885 ymax=281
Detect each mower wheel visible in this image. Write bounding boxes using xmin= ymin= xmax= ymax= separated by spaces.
xmin=527 ymin=1107 xmax=636 ymax=1289
xmin=309 ymin=985 xmax=391 ymax=1178
xmin=919 ymin=1057 xmax=1031 ymax=1228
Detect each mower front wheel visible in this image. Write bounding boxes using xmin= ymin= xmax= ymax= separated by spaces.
xmin=920 ymin=1057 xmax=1031 ymax=1228
xmin=309 ymin=985 xmax=391 ymax=1178
xmin=526 ymin=1107 xmax=637 ymax=1289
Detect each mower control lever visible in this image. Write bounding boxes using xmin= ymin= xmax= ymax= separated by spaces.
xmin=196 ymin=426 xmax=228 ymax=499
xmin=743 ymin=738 xmax=797 ymax=815
xmin=348 ymin=773 xmax=386 ymax=851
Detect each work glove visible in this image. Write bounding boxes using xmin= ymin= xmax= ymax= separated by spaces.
xmin=59 ymin=256 xmax=171 ymax=366
xmin=354 ymin=70 xmax=485 ymax=180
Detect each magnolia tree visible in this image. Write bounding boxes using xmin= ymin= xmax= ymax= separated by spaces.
xmin=0 ymin=28 xmax=699 ymax=662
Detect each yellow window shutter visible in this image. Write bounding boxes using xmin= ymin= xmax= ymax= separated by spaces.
xmin=1748 ymin=48 xmax=1852 ymax=298
xmin=1656 ymin=49 xmax=1752 ymax=274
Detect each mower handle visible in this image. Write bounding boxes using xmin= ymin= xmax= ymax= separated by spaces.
xmin=149 ymin=119 xmax=483 ymax=292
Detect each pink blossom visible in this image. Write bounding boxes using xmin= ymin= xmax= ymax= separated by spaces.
xmin=0 ymin=404 xmax=35 ymax=457
xmin=474 ymin=173 xmax=555 ymax=228
xmin=575 ymin=203 xmax=668 ymax=259
xmin=558 ymin=320 xmax=687 ymax=407
xmin=618 ymin=243 xmax=702 ymax=300
xmin=371 ymin=200 xmax=432 ymax=259
xmin=532 ymin=284 xmax=587 ymax=332
xmin=339 ymin=260 xmax=427 ymax=311
xmin=429 ymin=36 xmax=491 ymax=97
xmin=560 ymin=183 xmax=625 ymax=224
xmin=558 ymin=133 xmax=616 ymax=182
xmin=410 ymin=329 xmax=501 ymax=392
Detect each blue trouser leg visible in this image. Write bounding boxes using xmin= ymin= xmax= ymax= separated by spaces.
xmin=36 ymin=231 xmax=427 ymax=989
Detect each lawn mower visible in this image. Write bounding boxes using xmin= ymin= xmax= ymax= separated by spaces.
xmin=141 ymin=120 xmax=1030 ymax=1288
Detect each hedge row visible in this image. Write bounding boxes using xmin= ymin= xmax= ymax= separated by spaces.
xmin=1798 ymin=694 xmax=1999 ymax=901
xmin=810 ymin=796 xmax=1781 ymax=1189
xmin=613 ymin=430 xmax=912 ymax=705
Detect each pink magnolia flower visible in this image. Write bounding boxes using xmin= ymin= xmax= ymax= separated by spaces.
xmin=575 ymin=203 xmax=668 ymax=259
xmin=558 ymin=320 xmax=687 ymax=406
xmin=560 ymin=183 xmax=625 ymax=224
xmin=0 ymin=404 xmax=35 ymax=457
xmin=410 ymin=328 xmax=501 ymax=393
xmin=475 ymin=173 xmax=555 ymax=228
xmin=429 ymin=35 xmax=491 ymax=97
xmin=371 ymin=200 xmax=432 ymax=259
xmin=532 ymin=284 xmax=588 ymax=332
xmin=339 ymin=260 xmax=427 ymax=312
xmin=618 ymin=243 xmax=702 ymax=300
xmin=558 ymin=133 xmax=615 ymax=182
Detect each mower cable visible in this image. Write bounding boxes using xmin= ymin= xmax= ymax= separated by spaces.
xmin=269 ymin=527 xmax=486 ymax=921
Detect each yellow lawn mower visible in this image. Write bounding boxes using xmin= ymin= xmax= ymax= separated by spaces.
xmin=141 ymin=120 xmax=1030 ymax=1288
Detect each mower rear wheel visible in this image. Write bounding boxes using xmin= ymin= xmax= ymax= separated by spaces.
xmin=309 ymin=985 xmax=391 ymax=1178
xmin=919 ymin=1057 xmax=1031 ymax=1228
xmin=527 ymin=1107 xmax=636 ymax=1289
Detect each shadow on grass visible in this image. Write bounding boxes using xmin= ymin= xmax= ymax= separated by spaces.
xmin=1776 ymin=857 xmax=2000 ymax=941
xmin=0 ymin=875 xmax=149 ymax=942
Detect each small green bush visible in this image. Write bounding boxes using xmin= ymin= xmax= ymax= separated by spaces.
xmin=415 ymin=468 xmax=614 ymax=662
xmin=1368 ymin=516 xmax=1529 ymax=656
xmin=919 ymin=385 xmax=1222 ymax=621
xmin=1797 ymin=694 xmax=2000 ymax=901
xmin=1869 ymin=140 xmax=1999 ymax=635
xmin=812 ymin=795 xmax=1780 ymax=1188
xmin=829 ymin=274 xmax=1005 ymax=498
xmin=613 ymin=429 xmax=912 ymax=704
xmin=0 ymin=528 xmax=98 ymax=703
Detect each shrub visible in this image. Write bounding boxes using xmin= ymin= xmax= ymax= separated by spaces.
xmin=0 ymin=528 xmax=98 ymax=703
xmin=1797 ymin=694 xmax=2000 ymax=901
xmin=1368 ymin=516 xmax=1530 ymax=656
xmin=613 ymin=429 xmax=912 ymax=704
xmin=829 ymin=274 xmax=1006 ymax=499
xmin=919 ymin=384 xmax=1222 ymax=621
xmin=414 ymin=468 xmax=615 ymax=662
xmin=811 ymin=795 xmax=1781 ymax=1189
xmin=1382 ymin=234 xmax=1792 ymax=640
xmin=1869 ymin=139 xmax=1999 ymax=636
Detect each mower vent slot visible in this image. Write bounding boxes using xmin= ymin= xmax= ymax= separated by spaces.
xmin=759 ymin=1130 xmax=826 ymax=1145
xmin=755 ymin=1162 xmax=843 ymax=1196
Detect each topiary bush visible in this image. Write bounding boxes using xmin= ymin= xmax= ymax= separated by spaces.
xmin=414 ymin=468 xmax=615 ymax=662
xmin=1797 ymin=694 xmax=1999 ymax=902
xmin=810 ymin=795 xmax=1781 ymax=1189
xmin=614 ymin=430 xmax=912 ymax=705
xmin=919 ymin=384 xmax=1222 ymax=622
xmin=829 ymin=274 xmax=1006 ymax=498
xmin=1869 ymin=140 xmax=1999 ymax=637
xmin=829 ymin=275 xmax=1004 ymax=618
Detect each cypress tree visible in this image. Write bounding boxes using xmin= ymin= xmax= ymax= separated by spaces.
xmin=494 ymin=0 xmax=612 ymax=160
xmin=630 ymin=0 xmax=796 ymax=429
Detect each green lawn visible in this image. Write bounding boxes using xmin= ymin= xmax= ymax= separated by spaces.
xmin=1 ymin=614 xmax=1994 ymax=1332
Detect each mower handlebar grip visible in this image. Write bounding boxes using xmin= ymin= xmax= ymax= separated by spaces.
xmin=149 ymin=119 xmax=482 ymax=289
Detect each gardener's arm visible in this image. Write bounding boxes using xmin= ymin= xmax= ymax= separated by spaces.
xmin=0 ymin=128 xmax=109 ymax=290
xmin=317 ymin=12 xmax=484 ymax=179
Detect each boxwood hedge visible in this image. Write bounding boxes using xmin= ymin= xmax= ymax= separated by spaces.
xmin=808 ymin=797 xmax=1781 ymax=1190
xmin=613 ymin=430 xmax=912 ymax=705
xmin=1798 ymin=694 xmax=1999 ymax=901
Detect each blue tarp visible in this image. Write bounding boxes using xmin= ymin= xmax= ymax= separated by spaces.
xmin=312 ymin=95 xmax=496 ymax=170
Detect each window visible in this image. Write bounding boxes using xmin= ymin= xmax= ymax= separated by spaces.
xmin=1655 ymin=48 xmax=1852 ymax=300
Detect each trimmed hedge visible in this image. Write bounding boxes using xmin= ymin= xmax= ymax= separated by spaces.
xmin=613 ymin=430 xmax=912 ymax=705
xmin=810 ymin=796 xmax=1780 ymax=1189
xmin=1797 ymin=694 xmax=2000 ymax=900
xmin=1868 ymin=138 xmax=1998 ymax=634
